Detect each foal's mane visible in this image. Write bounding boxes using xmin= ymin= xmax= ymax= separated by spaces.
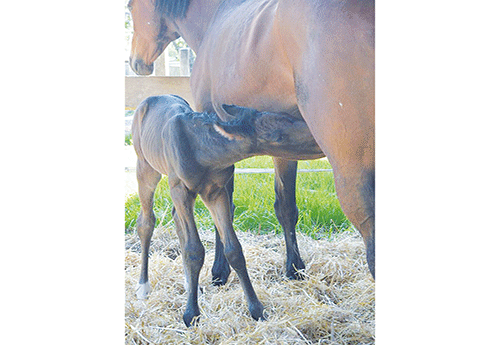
xmin=191 ymin=110 xmax=256 ymax=137
xmin=156 ymin=0 xmax=191 ymax=18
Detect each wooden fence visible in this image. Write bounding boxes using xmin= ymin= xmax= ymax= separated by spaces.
xmin=125 ymin=48 xmax=195 ymax=109
xmin=125 ymin=76 xmax=194 ymax=109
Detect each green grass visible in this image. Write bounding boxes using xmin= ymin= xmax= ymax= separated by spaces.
xmin=125 ymin=133 xmax=133 ymax=146
xmin=125 ymin=156 xmax=351 ymax=238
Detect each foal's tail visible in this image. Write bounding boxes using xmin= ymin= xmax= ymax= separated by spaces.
xmin=131 ymin=99 xmax=150 ymax=160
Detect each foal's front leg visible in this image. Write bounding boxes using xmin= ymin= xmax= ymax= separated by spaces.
xmin=201 ymin=184 xmax=264 ymax=322
xmin=168 ymin=177 xmax=205 ymax=327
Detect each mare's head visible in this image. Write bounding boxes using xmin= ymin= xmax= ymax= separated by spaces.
xmin=128 ymin=0 xmax=190 ymax=74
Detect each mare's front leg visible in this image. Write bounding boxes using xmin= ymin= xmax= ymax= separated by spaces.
xmin=273 ymin=158 xmax=305 ymax=279
xmin=135 ymin=159 xmax=162 ymax=299
xmin=168 ymin=176 xmax=205 ymax=327
xmin=211 ymin=174 xmax=233 ymax=286
xmin=201 ymin=180 xmax=264 ymax=322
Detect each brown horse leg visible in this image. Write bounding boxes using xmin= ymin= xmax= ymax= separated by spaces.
xmin=333 ymin=168 xmax=375 ymax=278
xmin=295 ymin=73 xmax=375 ymax=278
xmin=201 ymin=185 xmax=265 ymax=322
xmin=168 ymin=177 xmax=205 ymax=327
xmin=280 ymin=0 xmax=375 ymax=278
xmin=211 ymin=174 xmax=233 ymax=286
xmin=135 ymin=159 xmax=162 ymax=299
xmin=272 ymin=158 xmax=305 ymax=279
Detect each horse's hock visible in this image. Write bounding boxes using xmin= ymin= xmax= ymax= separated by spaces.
xmin=125 ymin=76 xmax=194 ymax=109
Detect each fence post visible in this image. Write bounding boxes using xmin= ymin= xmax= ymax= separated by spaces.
xmin=180 ymin=48 xmax=190 ymax=76
xmin=154 ymin=51 xmax=167 ymax=76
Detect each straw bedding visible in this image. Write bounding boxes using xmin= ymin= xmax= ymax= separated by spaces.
xmin=125 ymin=226 xmax=374 ymax=344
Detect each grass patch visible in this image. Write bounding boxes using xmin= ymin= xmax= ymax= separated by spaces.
xmin=125 ymin=133 xmax=133 ymax=146
xmin=125 ymin=110 xmax=135 ymax=146
xmin=125 ymin=156 xmax=351 ymax=238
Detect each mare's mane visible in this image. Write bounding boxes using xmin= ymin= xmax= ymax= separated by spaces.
xmin=156 ymin=0 xmax=191 ymax=18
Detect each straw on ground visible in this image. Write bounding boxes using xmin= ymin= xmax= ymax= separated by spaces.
xmin=125 ymin=226 xmax=374 ymax=344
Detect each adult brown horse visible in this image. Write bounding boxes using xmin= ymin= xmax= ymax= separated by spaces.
xmin=128 ymin=0 xmax=375 ymax=280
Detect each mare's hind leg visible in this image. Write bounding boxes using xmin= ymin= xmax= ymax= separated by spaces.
xmin=168 ymin=177 xmax=205 ymax=327
xmin=211 ymin=175 xmax=233 ymax=286
xmin=273 ymin=158 xmax=305 ymax=279
xmin=279 ymin=0 xmax=375 ymax=278
xmin=135 ymin=159 xmax=162 ymax=299
xmin=293 ymin=16 xmax=375 ymax=277
xmin=201 ymin=182 xmax=264 ymax=322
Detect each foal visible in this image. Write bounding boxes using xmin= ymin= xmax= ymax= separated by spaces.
xmin=132 ymin=94 xmax=323 ymax=326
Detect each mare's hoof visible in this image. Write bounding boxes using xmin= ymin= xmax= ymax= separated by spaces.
xmin=249 ymin=301 xmax=266 ymax=322
xmin=286 ymin=261 xmax=306 ymax=280
xmin=135 ymin=281 xmax=151 ymax=299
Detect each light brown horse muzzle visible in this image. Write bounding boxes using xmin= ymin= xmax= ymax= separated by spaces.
xmin=129 ymin=56 xmax=154 ymax=75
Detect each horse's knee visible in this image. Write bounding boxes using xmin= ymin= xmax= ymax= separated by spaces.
xmin=224 ymin=242 xmax=246 ymax=272
xmin=183 ymin=241 xmax=205 ymax=270
xmin=137 ymin=212 xmax=156 ymax=239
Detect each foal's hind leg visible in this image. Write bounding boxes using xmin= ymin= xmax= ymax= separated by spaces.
xmin=201 ymin=183 xmax=264 ymax=322
xmin=135 ymin=159 xmax=161 ymax=299
xmin=168 ymin=177 xmax=205 ymax=327
xmin=273 ymin=158 xmax=305 ymax=279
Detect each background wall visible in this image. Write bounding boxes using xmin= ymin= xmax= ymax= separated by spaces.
xmin=125 ymin=76 xmax=194 ymax=109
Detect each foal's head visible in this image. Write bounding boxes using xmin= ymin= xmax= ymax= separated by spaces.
xmin=213 ymin=104 xmax=321 ymax=158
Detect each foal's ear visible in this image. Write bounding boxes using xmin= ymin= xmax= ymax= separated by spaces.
xmin=221 ymin=104 xmax=243 ymax=118
xmin=221 ymin=104 xmax=257 ymax=118
xmin=213 ymin=124 xmax=243 ymax=141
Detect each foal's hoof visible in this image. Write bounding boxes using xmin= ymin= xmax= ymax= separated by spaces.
xmin=183 ymin=310 xmax=201 ymax=327
xmin=249 ymin=301 xmax=266 ymax=322
xmin=286 ymin=261 xmax=306 ymax=280
xmin=211 ymin=262 xmax=231 ymax=286
xmin=135 ymin=281 xmax=151 ymax=299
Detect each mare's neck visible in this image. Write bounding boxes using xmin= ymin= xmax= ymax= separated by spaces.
xmin=174 ymin=0 xmax=223 ymax=52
